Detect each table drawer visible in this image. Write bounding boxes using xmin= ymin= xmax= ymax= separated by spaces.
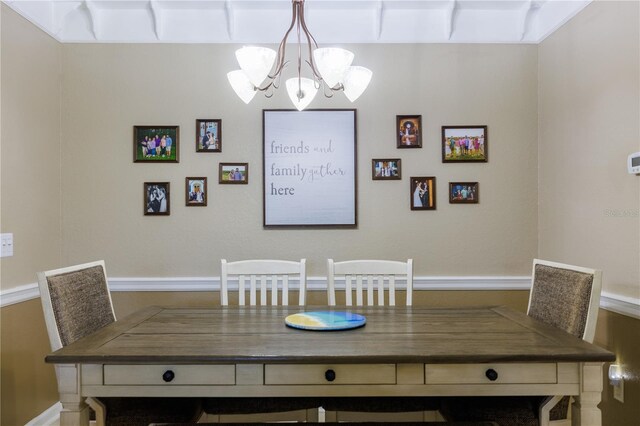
xmin=425 ymin=363 xmax=557 ymax=384
xmin=104 ymin=365 xmax=235 ymax=385
xmin=265 ymin=364 xmax=396 ymax=385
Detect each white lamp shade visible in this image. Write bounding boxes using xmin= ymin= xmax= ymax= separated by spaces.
xmin=342 ymin=66 xmax=373 ymax=102
xmin=285 ymin=77 xmax=318 ymax=111
xmin=227 ymin=70 xmax=256 ymax=104
xmin=235 ymin=46 xmax=277 ymax=87
xmin=313 ymin=47 xmax=354 ymax=89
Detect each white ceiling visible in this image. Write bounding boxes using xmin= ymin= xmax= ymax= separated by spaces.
xmin=5 ymin=0 xmax=592 ymax=44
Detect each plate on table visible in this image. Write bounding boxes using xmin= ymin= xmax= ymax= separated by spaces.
xmin=285 ymin=311 xmax=366 ymax=331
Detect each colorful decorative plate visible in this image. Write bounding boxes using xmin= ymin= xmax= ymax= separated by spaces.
xmin=285 ymin=311 xmax=366 ymax=331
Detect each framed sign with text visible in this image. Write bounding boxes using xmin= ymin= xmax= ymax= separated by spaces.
xmin=263 ymin=109 xmax=357 ymax=228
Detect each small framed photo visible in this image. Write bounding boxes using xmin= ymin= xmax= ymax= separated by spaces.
xmin=186 ymin=177 xmax=207 ymax=206
xmin=397 ymin=115 xmax=422 ymax=148
xmin=134 ymin=126 xmax=179 ymax=162
xmin=449 ymin=182 xmax=479 ymax=204
xmin=372 ymin=158 xmax=401 ymax=180
xmin=410 ymin=176 xmax=436 ymax=210
xmin=196 ymin=119 xmax=222 ymax=152
xmin=442 ymin=125 xmax=487 ymax=162
xmin=144 ymin=182 xmax=170 ymax=215
xmin=219 ymin=163 xmax=248 ymax=184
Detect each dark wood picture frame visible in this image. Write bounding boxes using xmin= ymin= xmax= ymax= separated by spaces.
xmin=372 ymin=158 xmax=401 ymax=180
xmin=410 ymin=176 xmax=436 ymax=210
xmin=134 ymin=126 xmax=179 ymax=162
xmin=442 ymin=125 xmax=488 ymax=162
xmin=263 ymin=109 xmax=357 ymax=228
xmin=144 ymin=182 xmax=170 ymax=215
xmin=219 ymin=163 xmax=248 ymax=184
xmin=396 ymin=115 xmax=422 ymax=148
xmin=195 ymin=119 xmax=222 ymax=152
xmin=449 ymin=182 xmax=479 ymax=204
xmin=185 ymin=177 xmax=207 ymax=206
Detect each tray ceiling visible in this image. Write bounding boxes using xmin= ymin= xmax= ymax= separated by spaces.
xmin=4 ymin=0 xmax=592 ymax=43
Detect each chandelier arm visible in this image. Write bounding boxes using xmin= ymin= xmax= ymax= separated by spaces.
xmin=271 ymin=1 xmax=299 ymax=79
xmin=299 ymin=0 xmax=323 ymax=80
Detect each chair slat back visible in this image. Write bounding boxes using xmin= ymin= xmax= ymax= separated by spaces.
xmin=221 ymin=259 xmax=306 ymax=306
xmin=327 ymin=259 xmax=413 ymax=306
xmin=528 ymin=259 xmax=602 ymax=343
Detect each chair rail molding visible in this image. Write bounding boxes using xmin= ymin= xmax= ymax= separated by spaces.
xmin=2 ymin=277 xmax=638 ymax=319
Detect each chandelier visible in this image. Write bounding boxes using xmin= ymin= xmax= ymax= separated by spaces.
xmin=227 ymin=0 xmax=373 ymax=111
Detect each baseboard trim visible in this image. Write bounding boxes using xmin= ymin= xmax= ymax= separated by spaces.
xmin=25 ymin=402 xmax=61 ymax=426
xmin=2 ymin=277 xmax=638 ymax=320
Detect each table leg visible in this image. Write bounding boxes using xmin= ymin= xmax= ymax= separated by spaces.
xmin=56 ymin=364 xmax=90 ymax=426
xmin=572 ymin=362 xmax=603 ymax=426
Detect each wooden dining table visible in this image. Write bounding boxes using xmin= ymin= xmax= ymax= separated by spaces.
xmin=46 ymin=305 xmax=615 ymax=426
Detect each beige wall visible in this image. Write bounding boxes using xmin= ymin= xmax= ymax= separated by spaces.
xmin=538 ymin=1 xmax=640 ymax=425
xmin=0 ymin=4 xmax=62 ymax=290
xmin=2 ymin=1 xmax=639 ymax=425
xmin=538 ymin=0 xmax=640 ymax=300
xmin=60 ymin=43 xmax=539 ymax=277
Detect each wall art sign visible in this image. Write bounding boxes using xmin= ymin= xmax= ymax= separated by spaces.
xmin=263 ymin=109 xmax=357 ymax=228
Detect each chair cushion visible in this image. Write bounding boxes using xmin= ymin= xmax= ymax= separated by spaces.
xmin=47 ymin=265 xmax=115 ymax=346
xmin=201 ymin=397 xmax=321 ymax=414
xmin=100 ymin=397 xmax=202 ymax=426
xmin=321 ymin=396 xmax=441 ymax=412
xmin=529 ymin=264 xmax=593 ymax=338
xmin=439 ymin=396 xmax=540 ymax=426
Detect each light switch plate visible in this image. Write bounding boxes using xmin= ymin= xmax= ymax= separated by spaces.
xmin=1 ymin=233 xmax=14 ymax=257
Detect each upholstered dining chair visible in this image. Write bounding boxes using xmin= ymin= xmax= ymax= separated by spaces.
xmin=202 ymin=258 xmax=319 ymax=422
xmin=37 ymin=260 xmax=203 ymax=426
xmin=324 ymin=259 xmax=441 ymax=421
xmin=327 ymin=258 xmax=414 ymax=306
xmin=439 ymin=258 xmax=603 ymax=426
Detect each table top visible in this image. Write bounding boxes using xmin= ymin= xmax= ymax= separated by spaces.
xmin=46 ymin=305 xmax=615 ymax=365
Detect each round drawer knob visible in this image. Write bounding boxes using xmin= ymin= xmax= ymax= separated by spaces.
xmin=325 ymin=369 xmax=336 ymax=382
xmin=485 ymin=368 xmax=498 ymax=381
xmin=162 ymin=370 xmax=175 ymax=383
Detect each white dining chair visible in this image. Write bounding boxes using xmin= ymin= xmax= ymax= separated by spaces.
xmin=439 ymin=258 xmax=603 ymax=426
xmin=203 ymin=258 xmax=317 ymax=422
xmin=327 ymin=258 xmax=413 ymax=306
xmin=220 ymin=258 xmax=307 ymax=306
xmin=37 ymin=260 xmax=202 ymax=426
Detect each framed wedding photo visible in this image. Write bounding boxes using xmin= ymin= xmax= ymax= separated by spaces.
xmin=449 ymin=182 xmax=479 ymax=204
xmin=397 ymin=115 xmax=422 ymax=148
xmin=442 ymin=125 xmax=487 ymax=162
xmin=144 ymin=182 xmax=170 ymax=215
xmin=410 ymin=176 xmax=436 ymax=210
xmin=134 ymin=126 xmax=179 ymax=162
xmin=372 ymin=158 xmax=401 ymax=180
xmin=185 ymin=177 xmax=207 ymax=207
xmin=196 ymin=119 xmax=222 ymax=152
xmin=219 ymin=163 xmax=248 ymax=184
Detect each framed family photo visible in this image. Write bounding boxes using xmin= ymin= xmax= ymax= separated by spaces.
xmin=372 ymin=158 xmax=401 ymax=180
xmin=185 ymin=177 xmax=207 ymax=206
xmin=442 ymin=125 xmax=487 ymax=162
xmin=449 ymin=182 xmax=479 ymax=204
xmin=144 ymin=182 xmax=170 ymax=215
xmin=410 ymin=176 xmax=436 ymax=210
xmin=397 ymin=115 xmax=422 ymax=148
xmin=196 ymin=119 xmax=222 ymax=152
xmin=219 ymin=163 xmax=248 ymax=184
xmin=134 ymin=126 xmax=179 ymax=162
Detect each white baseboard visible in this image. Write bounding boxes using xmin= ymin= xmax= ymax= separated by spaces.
xmin=26 ymin=402 xmax=61 ymax=426
xmin=2 ymin=276 xmax=638 ymax=320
